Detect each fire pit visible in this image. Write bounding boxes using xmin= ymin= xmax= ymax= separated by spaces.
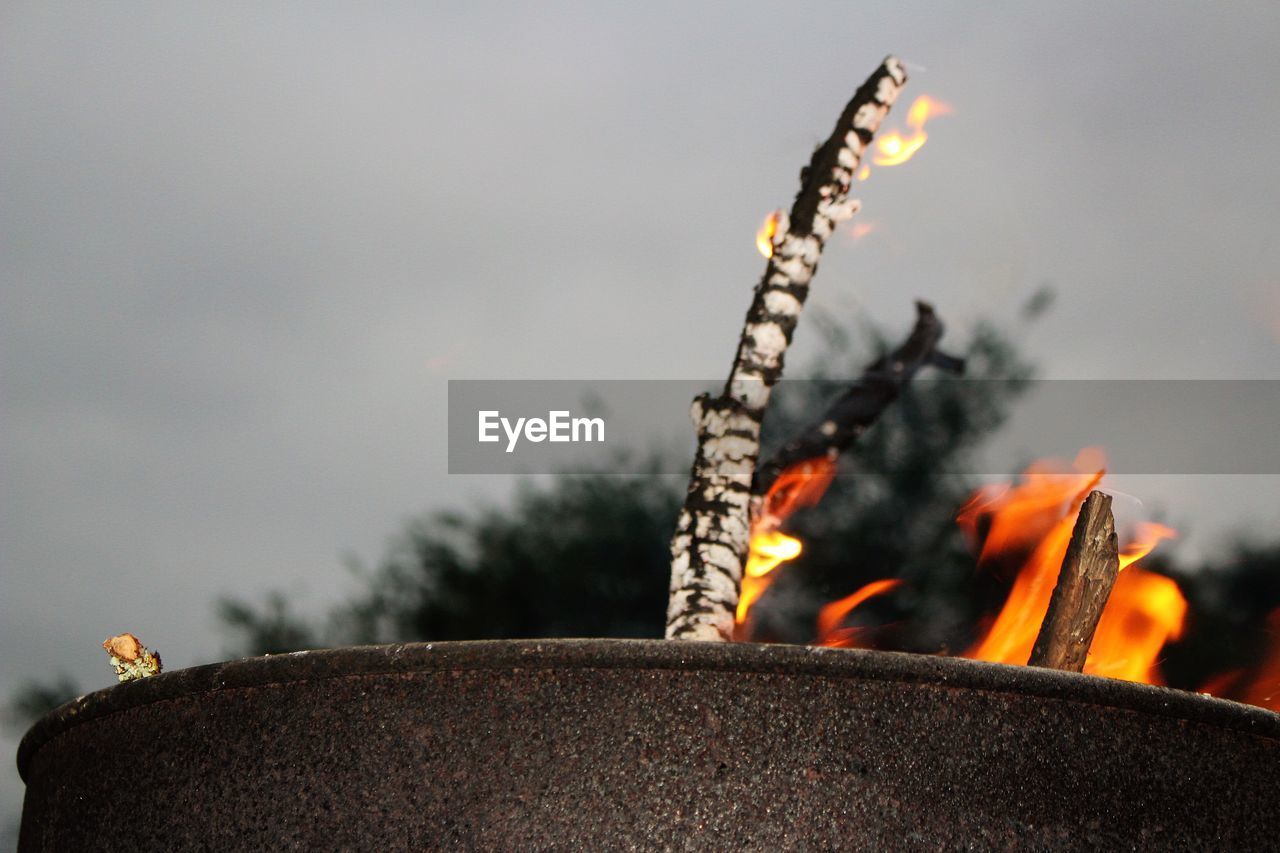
xmin=15 ymin=53 xmax=1279 ymax=852
xmin=17 ymin=639 xmax=1280 ymax=849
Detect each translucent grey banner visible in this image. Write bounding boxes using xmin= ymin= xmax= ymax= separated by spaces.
xmin=447 ymin=380 xmax=1280 ymax=475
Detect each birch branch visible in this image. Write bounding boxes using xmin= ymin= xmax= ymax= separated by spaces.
xmin=666 ymin=57 xmax=908 ymax=641
xmin=1028 ymin=491 xmax=1120 ymax=672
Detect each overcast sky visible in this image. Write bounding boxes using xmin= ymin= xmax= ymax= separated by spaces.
xmin=3 ymin=1 xmax=1279 ymax=835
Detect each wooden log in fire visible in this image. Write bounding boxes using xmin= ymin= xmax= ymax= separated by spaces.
xmin=1028 ymin=490 xmax=1120 ymax=672
xmin=666 ymin=57 xmax=909 ymax=641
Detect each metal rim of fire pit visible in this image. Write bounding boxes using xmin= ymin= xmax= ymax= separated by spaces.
xmin=17 ymin=638 xmax=1279 ymax=779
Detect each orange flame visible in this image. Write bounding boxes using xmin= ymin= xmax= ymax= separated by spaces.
xmin=738 ymin=530 xmax=802 ymax=623
xmin=1119 ymin=522 xmax=1179 ymax=571
xmin=1199 ymin=609 xmax=1280 ymax=711
xmin=756 ymin=210 xmax=781 ymax=258
xmin=1086 ymin=566 xmax=1185 ymax=684
xmin=734 ymin=441 xmax=1273 ymax=709
xmin=817 ymin=578 xmax=903 ymax=647
xmin=737 ymin=457 xmax=838 ymax=627
xmin=961 ymin=450 xmax=1185 ymax=684
xmin=957 ymin=452 xmax=1104 ymax=666
xmin=756 ymin=457 xmax=839 ymax=527
xmin=872 ymin=95 xmax=952 ymax=167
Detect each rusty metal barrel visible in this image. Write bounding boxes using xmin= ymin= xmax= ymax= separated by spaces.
xmin=17 ymin=640 xmax=1280 ymax=849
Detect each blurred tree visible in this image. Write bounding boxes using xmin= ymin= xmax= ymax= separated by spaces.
xmin=3 ymin=675 xmax=80 ymax=733
xmin=219 ymin=592 xmax=320 ymax=657
xmin=332 ymin=464 xmax=682 ymax=645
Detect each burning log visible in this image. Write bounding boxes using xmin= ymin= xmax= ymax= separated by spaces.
xmin=962 ymin=454 xmax=1184 ymax=682
xmin=666 ymin=57 xmax=909 ymax=641
xmin=1028 ymin=490 xmax=1120 ymax=672
xmin=753 ymin=300 xmax=963 ymax=503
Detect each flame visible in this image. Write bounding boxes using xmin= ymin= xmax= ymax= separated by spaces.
xmin=1199 ymin=609 xmax=1280 ymax=711
xmin=961 ymin=450 xmax=1185 ymax=684
xmin=1086 ymin=566 xmax=1186 ymax=684
xmin=736 ymin=458 xmax=838 ymax=628
xmin=732 ymin=438 xmax=1274 ymax=709
xmin=872 ymin=132 xmax=927 ymax=168
xmin=851 ymin=222 xmax=876 ymax=242
xmin=856 ymin=164 xmax=871 ymax=181
xmin=738 ymin=530 xmax=803 ymax=623
xmin=730 ymin=441 xmax=1274 ymax=708
xmin=757 ymin=457 xmax=839 ymax=524
xmin=756 ymin=210 xmax=781 ymax=258
xmin=1119 ymin=522 xmax=1178 ymax=570
xmin=956 ymin=447 xmax=1106 ymax=567
xmin=871 ymin=95 xmax=952 ymax=167
xmin=817 ymin=578 xmax=903 ymax=647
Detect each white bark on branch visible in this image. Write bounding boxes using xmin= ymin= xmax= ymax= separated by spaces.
xmin=666 ymin=56 xmax=908 ymax=641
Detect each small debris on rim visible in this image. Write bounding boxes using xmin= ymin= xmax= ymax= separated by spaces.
xmin=103 ymin=633 xmax=162 ymax=682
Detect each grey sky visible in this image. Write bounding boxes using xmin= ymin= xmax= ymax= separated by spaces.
xmin=3 ymin=1 xmax=1279 ymax=835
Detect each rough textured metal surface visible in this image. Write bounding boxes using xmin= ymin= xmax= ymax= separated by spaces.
xmin=17 ymin=640 xmax=1280 ymax=850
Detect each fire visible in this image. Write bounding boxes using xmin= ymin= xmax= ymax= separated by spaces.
xmin=1086 ymin=566 xmax=1186 ymax=684
xmin=737 ymin=445 xmax=1275 ymax=709
xmin=737 ymin=458 xmax=838 ymax=628
xmin=1199 ymin=609 xmax=1280 ymax=711
xmin=755 ymin=210 xmax=781 ymax=258
xmin=1119 ymin=521 xmax=1179 ymax=570
xmin=956 ymin=455 xmax=1104 ymax=666
xmin=738 ymin=530 xmax=802 ymax=623
xmin=871 ymin=95 xmax=952 ymax=167
xmin=753 ymin=96 xmax=948 ymax=256
xmin=956 ymin=447 xmax=1106 ymax=567
xmin=960 ymin=450 xmax=1185 ymax=684
xmin=816 ymin=579 xmax=902 ymax=647
xmin=757 ymin=457 xmax=839 ymax=523
xmin=851 ymin=222 xmax=876 ymax=242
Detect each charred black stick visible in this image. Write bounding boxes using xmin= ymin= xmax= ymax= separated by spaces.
xmin=666 ymin=57 xmax=908 ymax=641
xmin=753 ymin=300 xmax=963 ymax=505
xmin=1028 ymin=490 xmax=1120 ymax=672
